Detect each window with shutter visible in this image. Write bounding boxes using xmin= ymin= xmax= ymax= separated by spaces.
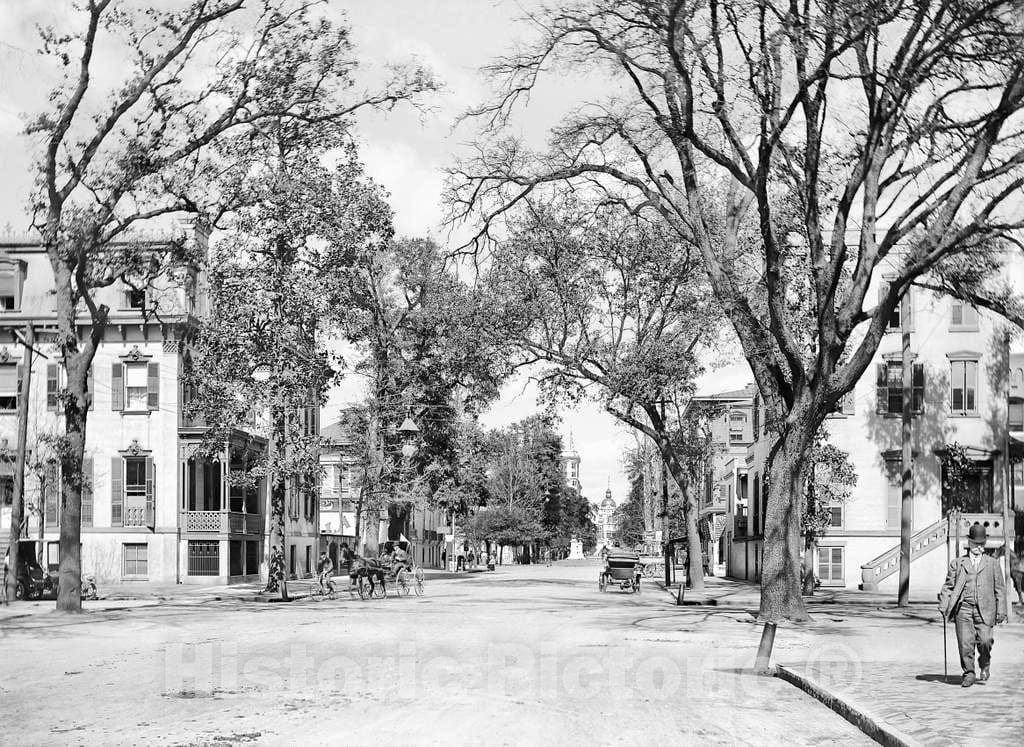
xmin=879 ymin=281 xmax=900 ymax=330
xmin=44 ymin=463 xmax=59 ymax=527
xmin=111 ymin=457 xmax=123 ymax=526
xmin=950 ymin=302 xmax=979 ymax=330
xmin=123 ymin=457 xmax=147 ymax=526
xmin=912 ymin=363 xmax=925 ymax=413
xmin=752 ymin=474 xmax=760 ymax=536
xmin=81 ymin=456 xmax=94 ymax=527
xmin=145 ymin=456 xmax=155 ymax=527
xmin=47 ymin=364 xmax=59 ymax=411
xmin=877 ymin=362 xmax=924 ymax=415
xmin=124 ymin=363 xmax=148 ymax=411
xmin=147 ymin=362 xmax=159 ymax=411
xmin=111 ymin=363 xmax=124 ymax=411
xmin=87 ymin=365 xmax=95 ymax=411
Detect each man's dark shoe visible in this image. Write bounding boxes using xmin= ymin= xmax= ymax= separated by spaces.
xmin=962 ymin=672 xmax=976 ymax=687
xmin=979 ymin=666 xmax=990 ymax=682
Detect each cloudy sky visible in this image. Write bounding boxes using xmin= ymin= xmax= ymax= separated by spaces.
xmin=0 ymin=1 xmax=751 ymax=506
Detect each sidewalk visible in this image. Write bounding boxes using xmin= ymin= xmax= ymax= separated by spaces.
xmin=0 ymin=565 xmax=495 ymax=619
xmin=659 ymin=575 xmax=1024 ymax=745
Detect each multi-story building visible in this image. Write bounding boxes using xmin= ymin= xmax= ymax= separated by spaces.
xmin=0 ymin=225 xmax=319 ymax=586
xmin=561 ymin=435 xmax=581 ymax=493
xmin=318 ymin=419 xmax=447 ymax=570
xmin=595 ymin=486 xmax=618 ymax=549
xmin=724 ymin=288 xmax=1016 ymax=592
xmin=681 ymin=385 xmax=756 ymax=575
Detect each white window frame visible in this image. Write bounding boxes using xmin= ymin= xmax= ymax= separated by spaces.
xmin=816 ymin=545 xmax=845 ymax=586
xmin=123 ymin=362 xmax=149 ymax=412
xmin=949 ymin=358 xmax=979 ymax=416
xmin=0 ymin=363 xmax=18 ymax=411
xmin=122 ymin=542 xmax=149 ymax=578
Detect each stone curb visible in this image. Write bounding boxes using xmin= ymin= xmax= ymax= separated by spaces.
xmin=775 ymin=665 xmax=922 ymax=747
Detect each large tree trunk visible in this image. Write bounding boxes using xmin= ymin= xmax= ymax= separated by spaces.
xmin=662 ymin=457 xmax=705 ymax=591
xmin=267 ymin=406 xmax=288 ymax=600
xmin=56 ymin=350 xmax=92 ymax=612
xmin=682 ymin=483 xmax=703 ymax=590
xmin=759 ymin=428 xmax=815 ymax=623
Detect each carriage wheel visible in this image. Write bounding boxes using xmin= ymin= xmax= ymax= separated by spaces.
xmin=396 ymin=570 xmax=409 ymax=596
xmin=357 ymin=579 xmax=369 ymax=600
xmin=373 ymin=581 xmax=387 ymax=599
xmin=414 ymin=578 xmax=424 ymax=596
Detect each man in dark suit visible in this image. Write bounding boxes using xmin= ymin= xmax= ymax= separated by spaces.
xmin=937 ymin=524 xmax=1007 ymax=687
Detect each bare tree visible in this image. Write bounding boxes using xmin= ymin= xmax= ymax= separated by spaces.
xmin=25 ymin=0 xmax=434 ymax=611
xmin=449 ymin=0 xmax=1024 ymax=638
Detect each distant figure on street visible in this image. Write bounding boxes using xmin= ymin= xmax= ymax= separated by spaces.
xmin=340 ymin=543 xmax=354 ymax=574
xmin=393 ymin=543 xmax=411 ymax=574
xmin=937 ymin=524 xmax=1007 ymax=687
xmin=441 ymin=549 xmax=447 ymax=569
xmin=456 ymin=547 xmax=466 ymax=572
xmin=468 ymin=549 xmax=475 ymax=568
xmin=1006 ymin=546 xmax=1023 ymax=606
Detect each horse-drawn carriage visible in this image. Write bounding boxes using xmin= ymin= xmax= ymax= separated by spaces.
xmin=599 ymin=551 xmax=643 ymax=593
xmin=349 ymin=544 xmax=425 ymax=600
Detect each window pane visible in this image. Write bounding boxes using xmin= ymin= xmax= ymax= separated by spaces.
xmin=1010 ymin=402 xmax=1023 ymax=430
xmin=951 ymin=361 xmax=964 ymax=410
xmin=965 ymin=362 xmax=977 ymax=411
xmin=126 ymin=459 xmax=146 ymax=489
xmin=829 ymin=507 xmax=843 ymax=527
xmin=0 ymin=365 xmax=16 ymax=393
xmin=124 ymin=363 xmax=148 ymax=387
xmin=951 ymin=303 xmax=963 ymax=325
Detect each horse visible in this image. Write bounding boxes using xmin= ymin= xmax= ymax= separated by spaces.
xmin=349 ymin=556 xmax=387 ymax=598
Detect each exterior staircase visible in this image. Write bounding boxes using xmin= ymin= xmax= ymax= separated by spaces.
xmin=859 ymin=513 xmax=1005 ymax=591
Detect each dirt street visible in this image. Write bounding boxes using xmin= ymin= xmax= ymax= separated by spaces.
xmin=0 ymin=560 xmax=866 ymax=745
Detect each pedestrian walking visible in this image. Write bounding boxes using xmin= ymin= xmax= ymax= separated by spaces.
xmin=1005 ymin=544 xmax=1024 ymax=607
xmin=468 ymin=548 xmax=475 ymax=568
xmin=937 ymin=524 xmax=1007 ymax=687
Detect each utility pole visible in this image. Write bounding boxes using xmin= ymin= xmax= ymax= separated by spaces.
xmin=1003 ymin=330 xmax=1015 ymax=621
xmin=4 ymin=325 xmax=34 ymax=605
xmin=661 ymin=401 xmax=671 ymax=587
xmin=898 ymin=291 xmax=913 ymax=607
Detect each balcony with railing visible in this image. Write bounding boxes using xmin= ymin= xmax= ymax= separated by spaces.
xmin=181 ymin=510 xmax=264 ymax=535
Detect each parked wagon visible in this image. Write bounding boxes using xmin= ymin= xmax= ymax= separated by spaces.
xmin=599 ymin=551 xmax=642 ymax=593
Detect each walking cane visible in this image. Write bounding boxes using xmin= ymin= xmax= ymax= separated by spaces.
xmin=942 ymin=614 xmax=949 ymax=681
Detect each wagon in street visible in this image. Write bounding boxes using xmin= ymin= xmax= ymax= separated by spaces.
xmin=598 ymin=551 xmax=642 ymax=593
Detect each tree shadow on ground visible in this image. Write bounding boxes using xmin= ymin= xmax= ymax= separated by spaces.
xmin=915 ymin=673 xmax=961 ymax=686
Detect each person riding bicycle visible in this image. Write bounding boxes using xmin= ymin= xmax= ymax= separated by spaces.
xmin=317 ymin=551 xmax=335 ymax=594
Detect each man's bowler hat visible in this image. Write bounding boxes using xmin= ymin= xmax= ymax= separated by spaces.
xmin=968 ymin=524 xmax=988 ymax=545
